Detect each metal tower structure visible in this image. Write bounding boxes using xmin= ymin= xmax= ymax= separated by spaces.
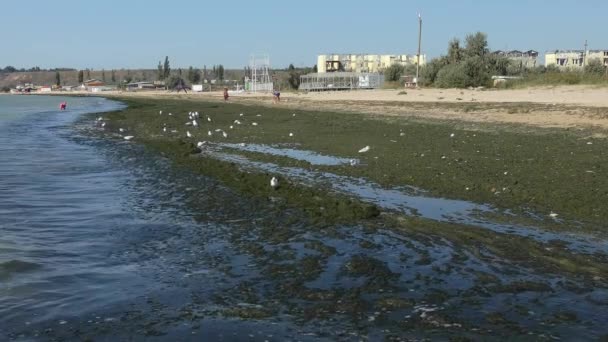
xmin=247 ymin=54 xmax=273 ymax=93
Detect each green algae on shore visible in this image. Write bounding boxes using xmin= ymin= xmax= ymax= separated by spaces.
xmin=78 ymin=95 xmax=608 ymax=340
xmin=101 ymin=96 xmax=608 ymax=229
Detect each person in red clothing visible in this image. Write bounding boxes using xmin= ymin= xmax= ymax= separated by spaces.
xmin=59 ymin=102 xmax=67 ymax=110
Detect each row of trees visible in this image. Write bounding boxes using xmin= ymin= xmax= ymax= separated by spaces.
xmin=419 ymin=32 xmax=511 ymax=88
xmin=1 ymin=66 xmax=76 ymax=73
xmin=385 ymin=31 xmax=607 ymax=88
xmin=76 ymin=69 xmax=117 ymax=83
xmin=155 ymin=57 xmax=226 ymax=87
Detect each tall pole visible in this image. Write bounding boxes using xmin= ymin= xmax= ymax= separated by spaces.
xmin=583 ymin=40 xmax=588 ymax=71
xmin=416 ymin=13 xmax=422 ymax=86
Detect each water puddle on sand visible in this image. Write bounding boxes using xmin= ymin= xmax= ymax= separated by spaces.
xmin=220 ymin=142 xmax=356 ymax=166
xmin=199 ymin=144 xmax=608 ymax=255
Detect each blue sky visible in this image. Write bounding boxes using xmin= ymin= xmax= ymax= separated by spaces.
xmin=2 ymin=0 xmax=607 ymax=69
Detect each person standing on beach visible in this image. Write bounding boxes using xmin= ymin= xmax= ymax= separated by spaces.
xmin=273 ymin=90 xmax=280 ymax=104
xmin=223 ymin=87 xmax=229 ymax=101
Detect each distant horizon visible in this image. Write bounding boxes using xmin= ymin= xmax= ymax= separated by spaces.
xmin=2 ymin=0 xmax=607 ymax=70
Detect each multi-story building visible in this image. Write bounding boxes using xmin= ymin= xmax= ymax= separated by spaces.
xmin=317 ymin=54 xmax=426 ymax=73
xmin=545 ymin=50 xmax=608 ymax=70
xmin=493 ymin=50 xmax=539 ymax=69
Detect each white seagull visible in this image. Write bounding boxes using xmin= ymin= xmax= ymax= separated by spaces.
xmin=124 ymin=136 xmax=134 ymax=140
xmin=163 ymin=127 xmax=167 ymax=133
xmin=270 ymin=176 xmax=279 ymax=189
xmin=207 ymin=117 xmax=212 ymax=122
xmin=252 ymin=122 xmax=258 ymax=126
xmin=192 ymin=119 xmax=198 ymax=128
xmin=159 ymin=110 xmax=163 ymax=115
xmin=207 ymin=130 xmax=212 ymax=136
xmin=222 ymin=131 xmax=228 ymax=138
xmin=186 ymin=131 xmax=192 ymax=138
xmin=119 ymin=128 xmax=125 ymax=133
xmin=358 ymin=146 xmax=370 ymax=153
xmin=234 ymin=120 xmax=241 ymax=124
xmin=289 ymin=132 xmax=294 ymax=137
xmin=197 ymin=141 xmax=206 ymax=148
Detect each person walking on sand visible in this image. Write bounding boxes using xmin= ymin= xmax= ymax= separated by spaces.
xmin=272 ymin=89 xmax=280 ymax=104
xmin=223 ymin=87 xmax=229 ymax=101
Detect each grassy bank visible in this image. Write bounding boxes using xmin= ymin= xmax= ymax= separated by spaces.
xmin=102 ymin=96 xmax=608 ymax=230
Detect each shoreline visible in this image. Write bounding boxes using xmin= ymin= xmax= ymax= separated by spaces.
xmin=29 ymin=84 xmax=608 ymax=130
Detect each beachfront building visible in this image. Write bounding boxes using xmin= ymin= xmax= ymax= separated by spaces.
xmin=126 ymin=82 xmax=156 ymax=90
xmin=316 ymin=54 xmax=426 ymax=73
xmin=493 ymin=50 xmax=538 ymax=69
xmin=299 ymin=72 xmax=385 ymax=91
xmin=545 ymin=50 xmax=608 ymax=70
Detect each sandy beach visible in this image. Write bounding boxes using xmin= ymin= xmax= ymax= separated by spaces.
xmin=97 ymin=85 xmax=608 ymax=130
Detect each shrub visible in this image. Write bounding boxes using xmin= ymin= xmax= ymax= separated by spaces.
xmin=384 ymin=64 xmax=405 ymax=82
xmin=434 ymin=64 xmax=468 ymax=88
xmin=420 ymin=57 xmax=448 ymax=86
xmin=585 ymin=58 xmax=606 ymax=74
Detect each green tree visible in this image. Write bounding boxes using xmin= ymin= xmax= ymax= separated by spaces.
xmin=157 ymin=61 xmax=163 ymax=80
xmin=193 ymin=69 xmax=201 ymax=84
xmin=384 ymin=64 xmax=405 ymax=82
xmin=111 ymin=69 xmax=116 ymax=83
xmin=55 ymin=71 xmax=61 ymax=86
xmin=187 ymin=66 xmax=195 ymax=84
xmin=287 ymin=64 xmax=301 ymax=89
xmin=85 ymin=69 xmax=91 ymax=80
xmin=447 ymin=38 xmax=463 ymax=64
xmin=78 ymin=70 xmax=84 ymax=83
xmin=464 ymin=32 xmax=489 ymax=58
xmin=462 ymin=56 xmax=491 ymax=86
xmin=101 ymin=69 xmax=106 ymax=82
xmin=312 ymin=64 xmax=317 ymax=73
xmin=434 ymin=63 xmax=468 ymax=88
xmin=218 ymin=65 xmax=224 ymax=80
xmin=163 ymin=56 xmax=171 ymax=79
xmin=203 ymin=65 xmax=207 ymax=82
xmin=420 ymin=56 xmax=448 ymax=85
